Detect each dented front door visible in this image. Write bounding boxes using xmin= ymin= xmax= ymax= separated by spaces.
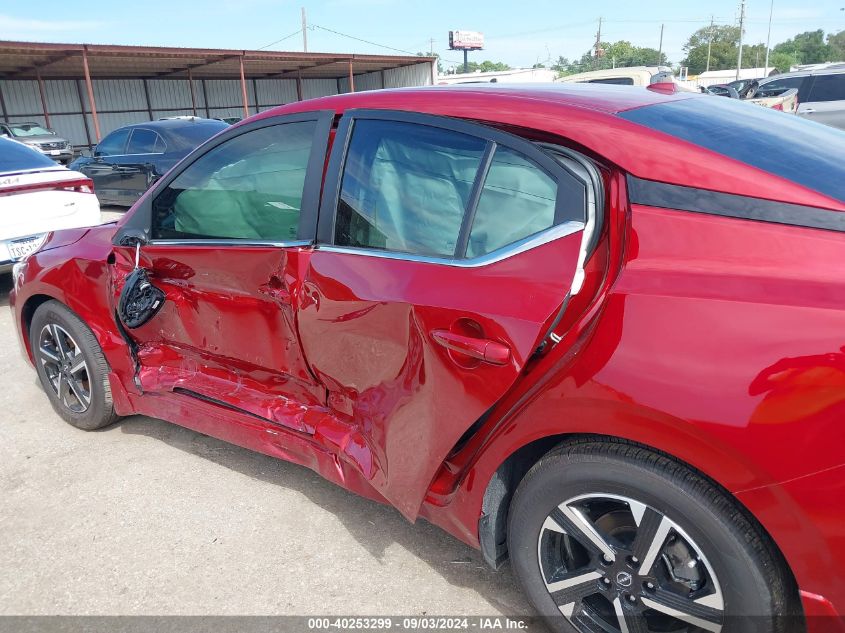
xmin=111 ymin=112 xmax=334 ymax=428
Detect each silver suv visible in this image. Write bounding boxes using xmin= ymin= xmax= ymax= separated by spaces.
xmin=0 ymin=122 xmax=74 ymax=164
xmin=755 ymin=63 xmax=845 ymax=130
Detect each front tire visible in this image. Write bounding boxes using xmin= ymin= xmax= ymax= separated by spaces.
xmin=507 ymin=438 xmax=799 ymax=633
xmin=30 ymin=300 xmax=118 ymax=430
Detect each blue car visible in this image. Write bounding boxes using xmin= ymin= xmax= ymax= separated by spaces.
xmin=70 ymin=117 xmax=228 ymax=207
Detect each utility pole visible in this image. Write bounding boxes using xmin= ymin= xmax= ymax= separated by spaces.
xmin=430 ymin=37 xmax=435 ymax=55
xmin=764 ymin=0 xmax=774 ymax=72
xmin=706 ymin=15 xmax=715 ymax=72
xmin=658 ymin=23 xmax=665 ymax=65
xmin=301 ymin=7 xmax=308 ymax=53
xmin=593 ymin=17 xmax=603 ymax=69
xmin=736 ymin=0 xmax=746 ymax=80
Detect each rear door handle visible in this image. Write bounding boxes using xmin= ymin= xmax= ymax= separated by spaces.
xmin=431 ymin=330 xmax=511 ymax=365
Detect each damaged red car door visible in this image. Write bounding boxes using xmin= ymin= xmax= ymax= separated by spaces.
xmin=111 ymin=113 xmax=333 ymax=430
xmin=296 ymin=111 xmax=593 ymax=518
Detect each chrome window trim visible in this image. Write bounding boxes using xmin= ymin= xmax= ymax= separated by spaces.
xmin=315 ymin=220 xmax=584 ymax=268
xmin=147 ymin=239 xmax=312 ymax=249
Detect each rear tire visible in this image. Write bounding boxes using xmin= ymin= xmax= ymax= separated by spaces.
xmin=507 ymin=438 xmax=800 ymax=633
xmin=30 ymin=300 xmax=119 ymax=430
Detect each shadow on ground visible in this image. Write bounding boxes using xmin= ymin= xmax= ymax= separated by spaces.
xmin=113 ymin=413 xmax=531 ymax=617
xmin=0 ymin=270 xmax=537 ymax=622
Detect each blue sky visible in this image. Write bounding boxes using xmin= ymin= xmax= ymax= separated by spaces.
xmin=2 ymin=1 xmax=843 ymax=70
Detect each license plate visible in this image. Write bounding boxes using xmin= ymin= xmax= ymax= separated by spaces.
xmin=49 ymin=149 xmax=61 ymax=156
xmin=8 ymin=236 xmax=41 ymax=259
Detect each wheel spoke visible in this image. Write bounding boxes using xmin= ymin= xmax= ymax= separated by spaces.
xmin=613 ymin=597 xmax=648 ymax=633
xmin=547 ymin=570 xmax=603 ymax=612
xmin=57 ymin=372 xmax=68 ymax=404
xmin=631 ymin=508 xmax=671 ymax=575
xmin=68 ymin=352 xmax=87 ymax=375
xmin=551 ymin=504 xmax=616 ymax=561
xmin=39 ymin=345 xmax=60 ymax=363
xmin=642 ymin=588 xmax=723 ymax=633
xmin=67 ymin=377 xmax=91 ymax=407
xmin=51 ymin=324 xmax=70 ymax=360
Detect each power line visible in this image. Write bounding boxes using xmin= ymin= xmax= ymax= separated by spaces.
xmin=310 ymin=24 xmax=419 ymax=56
xmin=257 ymin=28 xmax=303 ymax=51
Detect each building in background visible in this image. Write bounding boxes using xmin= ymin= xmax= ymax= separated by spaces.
xmin=437 ymin=67 xmax=557 ymax=85
xmin=0 ymin=41 xmax=435 ymax=149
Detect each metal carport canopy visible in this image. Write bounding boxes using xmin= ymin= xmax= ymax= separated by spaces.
xmin=0 ymin=40 xmax=436 ymax=142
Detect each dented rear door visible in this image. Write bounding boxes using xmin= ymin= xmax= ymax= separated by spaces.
xmin=297 ymin=111 xmax=591 ymax=519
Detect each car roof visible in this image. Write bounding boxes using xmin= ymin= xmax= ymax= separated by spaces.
xmin=120 ymin=118 xmax=227 ymax=132
xmin=760 ymin=66 xmax=845 ymax=81
xmin=268 ymin=83 xmax=693 ymax=117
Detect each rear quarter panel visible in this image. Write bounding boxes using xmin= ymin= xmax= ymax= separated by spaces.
xmin=426 ymin=203 xmax=845 ymax=605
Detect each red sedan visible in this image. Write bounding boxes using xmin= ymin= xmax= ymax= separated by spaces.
xmin=10 ymin=84 xmax=845 ymax=633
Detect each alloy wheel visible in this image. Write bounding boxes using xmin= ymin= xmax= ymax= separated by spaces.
xmin=37 ymin=323 xmax=92 ymax=414
xmin=538 ymin=493 xmax=724 ymax=633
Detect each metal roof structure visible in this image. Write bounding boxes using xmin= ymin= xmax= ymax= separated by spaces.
xmin=0 ymin=41 xmax=435 ymax=145
xmin=0 ymin=41 xmax=435 ymax=81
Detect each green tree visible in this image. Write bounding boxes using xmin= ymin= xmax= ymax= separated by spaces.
xmin=681 ymin=25 xmax=740 ymax=74
xmin=417 ymin=51 xmax=443 ymax=74
xmin=772 ymin=30 xmax=831 ymax=65
xmin=829 ymin=30 xmax=845 ymax=61
xmin=768 ymin=50 xmax=800 ymax=73
xmin=456 ymin=60 xmax=512 ymax=73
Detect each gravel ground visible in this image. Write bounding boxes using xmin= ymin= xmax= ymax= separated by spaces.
xmin=0 ymin=223 xmax=536 ymax=620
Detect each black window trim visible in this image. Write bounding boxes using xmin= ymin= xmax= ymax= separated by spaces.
xmin=114 ymin=110 xmax=334 ymax=248
xmin=316 ymin=108 xmax=589 ymax=266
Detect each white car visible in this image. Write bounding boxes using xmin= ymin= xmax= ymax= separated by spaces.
xmin=0 ymin=138 xmax=101 ymax=273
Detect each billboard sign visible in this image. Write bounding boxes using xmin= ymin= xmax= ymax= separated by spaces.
xmin=449 ymin=30 xmax=484 ymax=50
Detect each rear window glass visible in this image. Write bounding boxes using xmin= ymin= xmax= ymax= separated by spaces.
xmin=808 ymin=74 xmax=845 ymax=102
xmin=619 ymin=96 xmax=845 ymax=203
xmin=168 ymin=121 xmax=228 ymax=149
xmin=588 ymin=77 xmax=635 ymax=86
xmin=0 ymin=138 xmax=58 ymax=171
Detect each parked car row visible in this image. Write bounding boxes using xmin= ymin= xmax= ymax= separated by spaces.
xmin=704 ymin=64 xmax=845 ymax=128
xmin=0 ymin=122 xmax=74 ymax=165
xmin=68 ymin=117 xmax=228 ymax=207
xmin=0 ymin=138 xmax=100 ymax=273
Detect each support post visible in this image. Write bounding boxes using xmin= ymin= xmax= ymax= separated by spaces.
xmin=188 ymin=67 xmax=197 ymax=116
xmin=36 ymin=70 xmax=51 ymax=128
xmin=239 ymin=54 xmax=249 ymax=118
xmin=201 ymin=79 xmax=211 ymax=118
xmin=142 ymin=78 xmax=154 ymax=121
xmin=0 ymin=82 xmax=8 ymax=123
xmin=81 ymin=46 xmax=101 ymax=141
xmin=348 ymin=59 xmax=355 ymax=93
xmin=296 ymin=70 xmax=303 ymax=101
xmin=74 ymin=79 xmax=93 ymax=148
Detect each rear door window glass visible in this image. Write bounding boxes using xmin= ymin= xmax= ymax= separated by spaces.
xmin=334 ymin=119 xmax=486 ymax=257
xmin=127 ymin=129 xmax=166 ymax=154
xmin=152 ymin=121 xmax=316 ymax=241
xmin=620 ymin=96 xmax=845 ymax=203
xmin=467 ymin=146 xmax=557 ymax=258
xmin=807 ymin=74 xmax=845 ymax=102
